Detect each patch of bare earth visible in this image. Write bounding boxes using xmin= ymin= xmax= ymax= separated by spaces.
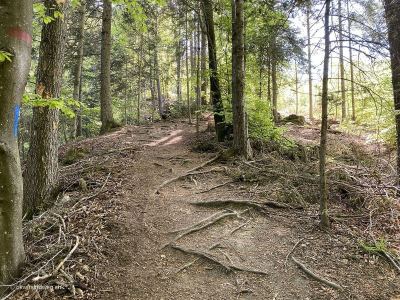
xmin=4 ymin=120 xmax=399 ymax=300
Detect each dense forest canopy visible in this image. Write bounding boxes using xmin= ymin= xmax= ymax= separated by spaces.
xmin=0 ymin=0 xmax=399 ymax=298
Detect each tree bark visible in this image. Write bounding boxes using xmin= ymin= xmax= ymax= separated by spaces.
xmin=73 ymin=0 xmax=85 ymax=138
xmin=307 ymin=2 xmax=313 ymax=120
xmin=319 ymin=0 xmax=332 ymax=230
xmin=100 ymin=0 xmax=117 ymax=134
xmin=347 ymin=0 xmax=355 ymax=121
xmin=338 ymin=0 xmax=346 ymax=120
xmin=185 ymin=12 xmax=192 ymax=123
xmin=200 ymin=23 xmax=208 ymax=105
xmin=24 ymin=0 xmax=68 ymax=217
xmin=232 ymin=0 xmax=250 ymax=158
xmin=383 ymin=0 xmax=400 ymax=181
xmin=271 ymin=57 xmax=278 ymax=123
xmin=201 ymin=0 xmax=226 ymax=141
xmin=0 ymin=0 xmax=32 ymax=289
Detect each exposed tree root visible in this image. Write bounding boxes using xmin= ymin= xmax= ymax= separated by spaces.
xmin=154 ymin=153 xmax=222 ymax=194
xmin=190 ymin=199 xmax=295 ymax=210
xmin=171 ymin=244 xmax=268 ymax=275
xmin=291 ymin=256 xmax=343 ymax=291
xmin=175 ymin=222 xmax=250 ymax=274
xmin=163 ymin=209 xmax=243 ymax=248
xmin=196 ymin=180 xmax=236 ymax=194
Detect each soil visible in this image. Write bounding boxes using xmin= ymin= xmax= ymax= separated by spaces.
xmin=5 ymin=120 xmax=400 ymax=300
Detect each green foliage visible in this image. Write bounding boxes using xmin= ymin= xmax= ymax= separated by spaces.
xmin=248 ymin=96 xmax=280 ymax=141
xmin=33 ymin=2 xmax=64 ymax=24
xmin=23 ymin=93 xmax=81 ymax=118
xmin=359 ymin=239 xmax=388 ymax=254
xmin=0 ymin=51 xmax=13 ymax=63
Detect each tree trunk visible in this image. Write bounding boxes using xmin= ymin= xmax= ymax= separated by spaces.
xmin=338 ymin=0 xmax=346 ymax=120
xmin=201 ymin=0 xmax=226 ymax=141
xmin=185 ymin=12 xmax=192 ymax=123
xmin=307 ymin=2 xmax=313 ymax=120
xmin=232 ymin=0 xmax=250 ymax=158
xmin=137 ymin=34 xmax=143 ymax=124
xmin=100 ymin=0 xmax=117 ymax=134
xmin=176 ymin=22 xmax=182 ymax=104
xmin=73 ymin=0 xmax=85 ymax=138
xmin=196 ymin=18 xmax=201 ymax=133
xmin=383 ymin=0 xmax=400 ymax=181
xmin=24 ymin=0 xmax=68 ymax=217
xmin=200 ymin=24 xmax=208 ymax=105
xmin=295 ymin=61 xmax=299 ymax=115
xmin=0 ymin=0 xmax=32 ymax=289
xmin=319 ymin=0 xmax=332 ymax=230
xmin=271 ymin=57 xmax=278 ymax=123
xmin=347 ymin=0 xmax=355 ymax=121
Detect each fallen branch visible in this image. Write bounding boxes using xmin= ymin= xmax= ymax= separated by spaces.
xmin=284 ymin=238 xmax=304 ymax=267
xmin=32 ymin=235 xmax=80 ymax=282
xmin=155 ymin=154 xmax=221 ymax=194
xmin=291 ymin=256 xmax=343 ymax=291
xmin=171 ymin=244 xmax=268 ymax=275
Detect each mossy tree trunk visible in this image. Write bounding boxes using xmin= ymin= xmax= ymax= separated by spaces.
xmin=24 ymin=0 xmax=69 ymax=217
xmin=0 ymin=0 xmax=32 ymax=290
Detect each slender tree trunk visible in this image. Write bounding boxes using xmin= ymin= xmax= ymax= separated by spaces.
xmin=347 ymin=0 xmax=355 ymax=121
xmin=271 ymin=57 xmax=278 ymax=123
xmin=185 ymin=12 xmax=192 ymax=123
xmin=320 ymin=0 xmax=332 ymax=230
xmin=295 ymin=61 xmax=299 ymax=115
xmin=72 ymin=0 xmax=85 ymax=138
xmin=196 ymin=18 xmax=201 ymax=133
xmin=200 ymin=23 xmax=208 ymax=105
xmin=137 ymin=34 xmax=143 ymax=124
xmin=76 ymin=71 xmax=83 ymax=136
xmin=338 ymin=0 xmax=346 ymax=120
xmin=176 ymin=23 xmax=182 ymax=104
xmin=201 ymin=0 xmax=226 ymax=141
xmin=24 ymin=0 xmax=68 ymax=217
xmin=0 ymin=0 xmax=32 ymax=289
xmin=307 ymin=2 xmax=313 ymax=120
xmin=383 ymin=0 xmax=400 ymax=181
xmin=232 ymin=0 xmax=250 ymax=158
xmin=267 ymin=56 xmax=271 ymax=103
xmin=100 ymin=0 xmax=117 ymax=134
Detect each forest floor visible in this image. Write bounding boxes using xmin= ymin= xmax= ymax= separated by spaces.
xmin=4 ymin=118 xmax=400 ymax=300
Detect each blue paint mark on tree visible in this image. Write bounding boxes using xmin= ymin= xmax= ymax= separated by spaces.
xmin=13 ymin=105 xmax=20 ymax=137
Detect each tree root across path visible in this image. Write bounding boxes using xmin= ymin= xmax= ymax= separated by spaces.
xmin=154 ymin=154 xmax=221 ymax=194
xmin=162 ymin=209 xmax=247 ymax=249
xmin=291 ymin=256 xmax=343 ymax=291
xmin=190 ymin=199 xmax=296 ymax=210
xmin=171 ymin=244 xmax=268 ymax=275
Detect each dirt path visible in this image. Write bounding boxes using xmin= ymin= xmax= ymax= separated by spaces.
xmin=78 ymin=121 xmax=397 ymax=300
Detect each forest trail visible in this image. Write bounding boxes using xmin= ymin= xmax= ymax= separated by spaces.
xmin=12 ymin=120 xmax=397 ymax=300
xmin=57 ymin=120 xmax=396 ymax=300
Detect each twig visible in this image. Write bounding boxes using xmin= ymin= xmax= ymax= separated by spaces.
xmin=291 ymin=256 xmax=343 ymax=291
xmin=284 ymin=238 xmax=305 ymax=267
xmin=32 ymin=235 xmax=80 ymax=282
